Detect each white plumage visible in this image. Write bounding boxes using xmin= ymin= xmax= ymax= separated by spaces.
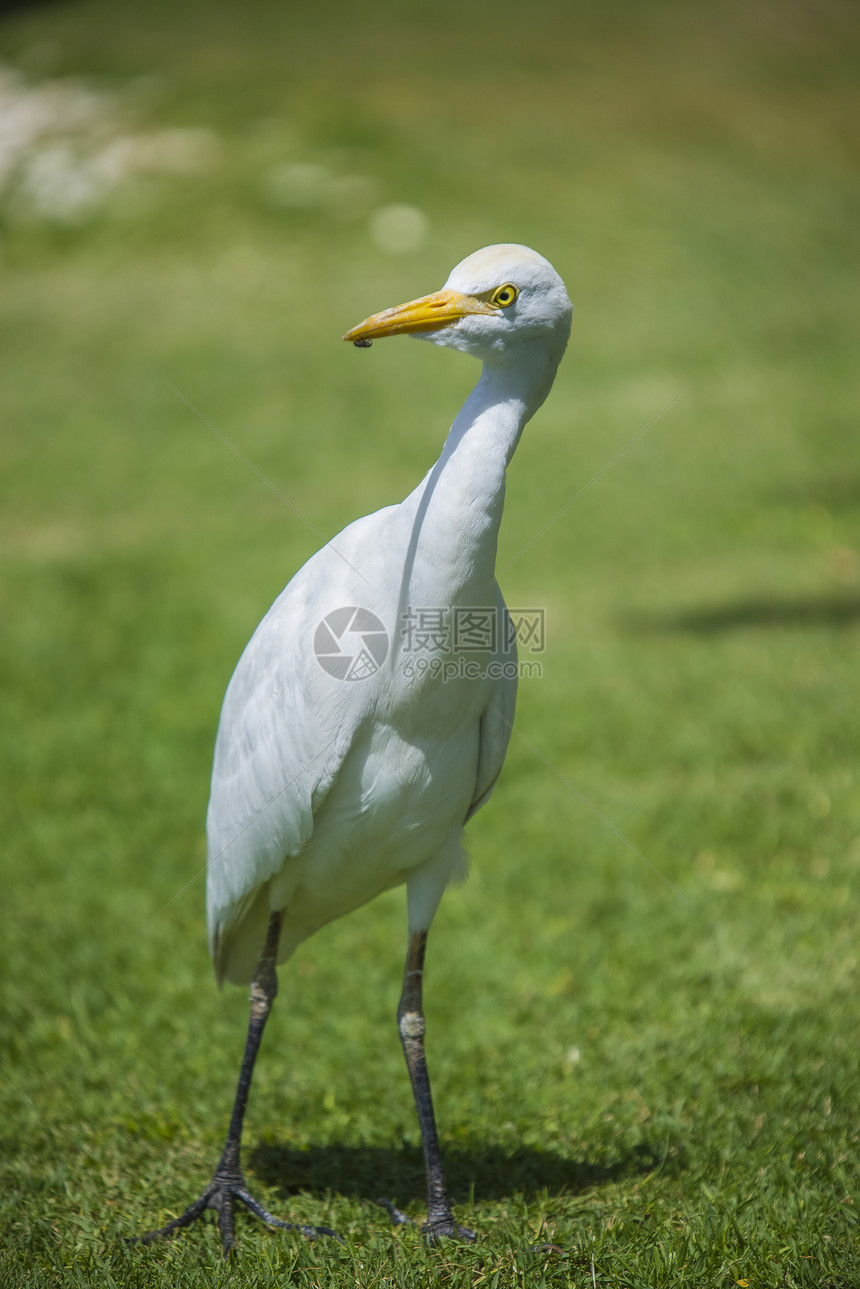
xmin=137 ymin=243 xmax=572 ymax=1254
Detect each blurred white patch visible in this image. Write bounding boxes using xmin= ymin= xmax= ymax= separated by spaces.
xmin=369 ymin=204 xmax=429 ymax=254
xmin=0 ymin=63 xmax=218 ymax=225
xmin=15 ymin=144 xmax=105 ymax=223
xmin=0 ymin=65 xmax=103 ymax=191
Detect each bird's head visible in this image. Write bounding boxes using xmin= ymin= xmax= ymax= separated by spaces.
xmin=343 ymin=244 xmax=572 ymax=368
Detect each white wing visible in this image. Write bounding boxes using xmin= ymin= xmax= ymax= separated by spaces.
xmin=205 ymin=509 xmax=394 ymax=983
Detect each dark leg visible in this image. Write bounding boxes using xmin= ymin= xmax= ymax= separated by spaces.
xmin=131 ymin=911 xmax=340 ymax=1257
xmin=381 ymin=929 xmax=475 ymax=1242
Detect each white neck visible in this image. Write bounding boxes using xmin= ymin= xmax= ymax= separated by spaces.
xmin=390 ymin=341 xmax=559 ymax=614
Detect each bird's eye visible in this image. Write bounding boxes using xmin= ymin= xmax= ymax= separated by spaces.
xmin=491 ymin=284 xmax=518 ymax=309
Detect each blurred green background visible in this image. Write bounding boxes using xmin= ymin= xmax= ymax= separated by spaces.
xmin=1 ymin=1 xmax=858 ymax=1286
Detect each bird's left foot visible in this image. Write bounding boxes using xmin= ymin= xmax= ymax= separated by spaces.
xmin=376 ymin=1198 xmax=476 ymax=1244
xmin=130 ymin=1160 xmax=342 ymax=1257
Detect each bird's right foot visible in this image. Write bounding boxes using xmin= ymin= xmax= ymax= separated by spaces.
xmin=130 ymin=1162 xmax=342 ymax=1258
xmin=376 ymin=1198 xmax=476 ymax=1244
xmin=423 ymin=1216 xmax=477 ymax=1245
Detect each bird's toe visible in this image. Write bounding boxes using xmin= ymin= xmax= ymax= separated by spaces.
xmin=423 ymin=1217 xmax=477 ymax=1245
xmin=375 ymin=1197 xmax=416 ymax=1228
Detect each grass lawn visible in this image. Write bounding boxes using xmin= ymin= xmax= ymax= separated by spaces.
xmin=1 ymin=0 xmax=858 ymax=1285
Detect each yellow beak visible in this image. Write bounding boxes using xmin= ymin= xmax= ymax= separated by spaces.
xmin=342 ymin=288 xmax=498 ymax=345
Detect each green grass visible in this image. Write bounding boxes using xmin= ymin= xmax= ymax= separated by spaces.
xmin=1 ymin=0 xmax=859 ymax=1285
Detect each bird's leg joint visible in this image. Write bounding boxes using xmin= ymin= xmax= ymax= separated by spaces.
xmin=249 ymin=967 xmax=277 ymax=1024
xmin=248 ymin=910 xmax=281 ymax=1023
xmin=398 ymin=1008 xmax=426 ymax=1043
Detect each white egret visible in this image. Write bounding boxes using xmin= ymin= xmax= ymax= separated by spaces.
xmin=135 ymin=244 xmax=572 ymax=1254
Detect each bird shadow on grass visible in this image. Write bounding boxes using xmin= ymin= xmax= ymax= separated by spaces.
xmin=627 ymin=593 xmax=860 ymax=634
xmin=250 ymin=1137 xmax=676 ymax=1207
